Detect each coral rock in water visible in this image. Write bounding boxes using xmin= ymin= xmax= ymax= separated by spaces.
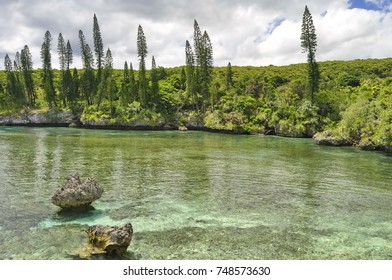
xmin=51 ymin=172 xmax=104 ymax=209
xmin=86 ymin=223 xmax=133 ymax=256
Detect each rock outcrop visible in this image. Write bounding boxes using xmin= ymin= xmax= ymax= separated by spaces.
xmin=51 ymin=172 xmax=104 ymax=209
xmin=0 ymin=110 xmax=76 ymax=126
xmin=313 ymin=131 xmax=350 ymax=146
xmin=85 ymin=223 xmax=133 ymax=256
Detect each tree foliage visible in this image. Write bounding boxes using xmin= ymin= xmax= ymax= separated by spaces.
xmin=93 ymin=14 xmax=104 ymax=82
xmin=137 ymin=25 xmax=148 ymax=106
xmin=226 ymin=62 xmax=233 ymax=91
xmin=185 ymin=20 xmax=213 ymax=112
xmin=185 ymin=40 xmax=195 ymax=107
xmin=3 ymin=54 xmax=24 ymax=106
xmin=301 ymin=5 xmax=319 ymax=103
xmin=150 ymin=56 xmax=159 ymax=108
xmin=20 ymin=45 xmax=36 ymax=106
xmin=79 ymin=30 xmax=95 ymax=105
xmin=41 ymin=30 xmax=57 ymax=108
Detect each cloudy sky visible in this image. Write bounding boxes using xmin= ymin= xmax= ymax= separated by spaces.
xmin=0 ymin=0 xmax=391 ymax=70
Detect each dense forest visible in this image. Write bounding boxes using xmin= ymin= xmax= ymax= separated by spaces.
xmin=0 ymin=11 xmax=391 ymax=152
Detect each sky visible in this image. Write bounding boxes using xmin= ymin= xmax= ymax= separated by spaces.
xmin=0 ymin=0 xmax=391 ymax=70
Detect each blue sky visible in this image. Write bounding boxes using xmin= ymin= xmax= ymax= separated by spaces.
xmin=349 ymin=0 xmax=391 ymax=11
xmin=0 ymin=0 xmax=391 ymax=69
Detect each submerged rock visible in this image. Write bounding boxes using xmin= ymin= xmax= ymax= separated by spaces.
xmin=51 ymin=172 xmax=104 ymax=209
xmin=313 ymin=131 xmax=350 ymax=146
xmin=82 ymin=223 xmax=133 ymax=257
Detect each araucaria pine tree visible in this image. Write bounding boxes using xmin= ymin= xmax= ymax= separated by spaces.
xmin=300 ymin=5 xmax=319 ymax=103
xmin=93 ymin=14 xmax=104 ymax=82
xmin=150 ymin=56 xmax=159 ymax=108
xmin=64 ymin=40 xmax=76 ymax=104
xmin=4 ymin=54 xmax=24 ymax=106
xmin=129 ymin=63 xmax=137 ymax=102
xmin=79 ymin=30 xmax=95 ymax=105
xmin=185 ymin=40 xmax=195 ymax=107
xmin=226 ymin=62 xmax=233 ymax=92
xmin=20 ymin=45 xmax=36 ymax=106
xmin=187 ymin=20 xmax=213 ymax=112
xmin=57 ymin=33 xmax=68 ymax=107
xmin=41 ymin=30 xmax=57 ymax=108
xmin=97 ymin=48 xmax=115 ymax=113
xmin=120 ymin=61 xmax=131 ymax=106
xmin=137 ymin=25 xmax=148 ymax=106
xmin=200 ymin=30 xmax=213 ymax=105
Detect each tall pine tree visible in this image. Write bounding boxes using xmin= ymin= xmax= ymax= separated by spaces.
xmin=193 ymin=20 xmax=203 ymax=98
xmin=93 ymin=14 xmax=104 ymax=82
xmin=185 ymin=40 xmax=195 ymax=108
xmin=120 ymin=61 xmax=131 ymax=106
xmin=20 ymin=45 xmax=36 ymax=106
xmin=41 ymin=30 xmax=57 ymax=108
xmin=226 ymin=62 xmax=233 ymax=91
xmin=65 ymin=40 xmax=73 ymax=69
xmin=97 ymin=48 xmax=114 ymax=111
xmin=150 ymin=56 xmax=159 ymax=108
xmin=64 ymin=40 xmax=75 ymax=104
xmin=57 ymin=33 xmax=67 ymax=107
xmin=79 ymin=30 xmax=95 ymax=105
xmin=13 ymin=52 xmax=26 ymax=105
xmin=58 ymin=33 xmax=67 ymax=71
xmin=137 ymin=25 xmax=148 ymax=106
xmin=14 ymin=52 xmax=21 ymax=71
xmin=129 ymin=63 xmax=137 ymax=103
xmin=300 ymin=5 xmax=319 ymax=103
xmin=58 ymin=35 xmax=74 ymax=107
xmin=4 ymin=54 xmax=24 ymax=106
xmin=193 ymin=20 xmax=203 ymax=70
xmin=187 ymin=20 xmax=213 ymax=112
xmin=71 ymin=67 xmax=80 ymax=103
xmin=200 ymin=30 xmax=213 ymax=110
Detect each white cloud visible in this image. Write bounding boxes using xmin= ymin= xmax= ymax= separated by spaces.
xmin=0 ymin=0 xmax=391 ymax=70
xmin=315 ymin=7 xmax=392 ymax=61
xmin=258 ymin=19 xmax=303 ymax=66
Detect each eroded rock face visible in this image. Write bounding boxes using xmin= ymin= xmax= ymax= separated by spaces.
xmin=0 ymin=110 xmax=75 ymax=126
xmin=86 ymin=223 xmax=133 ymax=256
xmin=313 ymin=131 xmax=350 ymax=146
xmin=51 ymin=172 xmax=104 ymax=209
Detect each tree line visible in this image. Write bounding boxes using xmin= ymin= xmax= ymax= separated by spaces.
xmin=1 ymin=15 xmax=217 ymax=115
xmin=1 ymin=7 xmax=318 ymax=115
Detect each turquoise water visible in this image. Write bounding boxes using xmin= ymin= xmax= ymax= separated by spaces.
xmin=0 ymin=127 xmax=391 ymax=259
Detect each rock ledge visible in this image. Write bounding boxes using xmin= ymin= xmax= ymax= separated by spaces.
xmin=313 ymin=131 xmax=350 ymax=146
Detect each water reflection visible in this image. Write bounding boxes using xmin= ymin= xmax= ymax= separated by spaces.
xmin=0 ymin=128 xmax=392 ymax=259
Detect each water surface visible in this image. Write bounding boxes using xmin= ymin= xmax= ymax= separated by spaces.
xmin=0 ymin=127 xmax=391 ymax=259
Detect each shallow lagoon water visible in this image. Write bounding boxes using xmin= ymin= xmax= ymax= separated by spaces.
xmin=0 ymin=127 xmax=391 ymax=259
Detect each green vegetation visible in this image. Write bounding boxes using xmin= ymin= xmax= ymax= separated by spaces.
xmin=1 ymin=13 xmax=391 ymax=152
xmin=300 ymin=5 xmax=319 ymax=103
xmin=323 ymin=77 xmax=392 ymax=150
xmin=41 ymin=30 xmax=57 ymax=108
xmin=137 ymin=25 xmax=149 ymax=107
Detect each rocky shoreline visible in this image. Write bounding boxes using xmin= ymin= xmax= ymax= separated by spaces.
xmin=313 ymin=130 xmax=392 ymax=153
xmin=0 ymin=110 xmax=253 ymax=134
xmin=0 ymin=110 xmax=78 ymax=127
xmin=1 ymin=111 xmax=391 ymax=152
